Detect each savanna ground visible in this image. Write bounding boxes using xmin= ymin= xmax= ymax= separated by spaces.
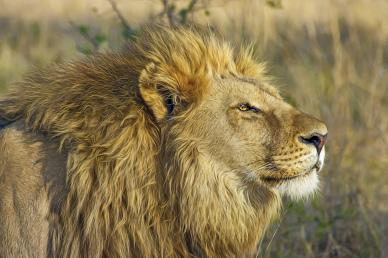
xmin=0 ymin=0 xmax=387 ymax=257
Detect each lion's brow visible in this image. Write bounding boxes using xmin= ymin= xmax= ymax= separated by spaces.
xmin=236 ymin=77 xmax=281 ymax=100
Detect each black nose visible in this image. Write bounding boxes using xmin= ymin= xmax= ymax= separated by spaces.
xmin=299 ymin=133 xmax=327 ymax=154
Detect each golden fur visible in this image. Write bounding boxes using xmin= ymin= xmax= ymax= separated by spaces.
xmin=0 ymin=26 xmax=327 ymax=257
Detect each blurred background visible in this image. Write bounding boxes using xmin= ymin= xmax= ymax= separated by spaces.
xmin=0 ymin=0 xmax=387 ymax=257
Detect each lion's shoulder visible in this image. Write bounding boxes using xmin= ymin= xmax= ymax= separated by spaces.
xmin=0 ymin=121 xmax=67 ymax=256
xmin=0 ymin=120 xmax=67 ymax=199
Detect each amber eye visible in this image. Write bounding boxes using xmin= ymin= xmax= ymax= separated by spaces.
xmin=238 ymin=103 xmax=249 ymax=111
xmin=238 ymin=103 xmax=261 ymax=113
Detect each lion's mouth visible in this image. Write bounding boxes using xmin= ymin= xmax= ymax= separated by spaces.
xmin=261 ymin=165 xmax=319 ymax=184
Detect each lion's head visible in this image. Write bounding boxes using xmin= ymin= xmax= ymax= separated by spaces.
xmin=0 ymin=26 xmax=327 ymax=257
xmin=135 ymin=26 xmax=328 ymax=256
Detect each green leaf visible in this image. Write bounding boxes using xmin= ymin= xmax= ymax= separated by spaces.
xmin=266 ymin=0 xmax=282 ymax=9
xmin=31 ymin=22 xmax=41 ymax=40
xmin=78 ymin=25 xmax=89 ymax=35
xmin=77 ymin=45 xmax=93 ymax=55
xmin=122 ymin=28 xmax=137 ymax=40
xmin=94 ymin=33 xmax=107 ymax=46
xmin=179 ymin=9 xmax=188 ymax=23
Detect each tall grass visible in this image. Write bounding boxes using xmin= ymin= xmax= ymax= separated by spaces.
xmin=0 ymin=0 xmax=387 ymax=257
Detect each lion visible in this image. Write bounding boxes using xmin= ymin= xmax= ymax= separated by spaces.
xmin=0 ymin=26 xmax=327 ymax=258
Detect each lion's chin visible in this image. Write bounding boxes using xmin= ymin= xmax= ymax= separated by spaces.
xmin=275 ymin=169 xmax=319 ymax=200
xmin=275 ymin=147 xmax=325 ymax=200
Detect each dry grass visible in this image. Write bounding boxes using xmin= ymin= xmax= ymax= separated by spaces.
xmin=0 ymin=0 xmax=387 ymax=257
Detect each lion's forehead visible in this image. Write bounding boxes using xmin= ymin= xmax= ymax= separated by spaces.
xmin=216 ymin=76 xmax=281 ymax=98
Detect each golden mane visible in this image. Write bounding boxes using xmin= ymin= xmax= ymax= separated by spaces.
xmin=0 ymin=26 xmax=279 ymax=257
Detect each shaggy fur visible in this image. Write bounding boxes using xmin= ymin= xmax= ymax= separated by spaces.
xmin=0 ymin=25 xmax=327 ymax=257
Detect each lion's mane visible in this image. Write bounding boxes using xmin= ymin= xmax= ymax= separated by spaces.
xmin=0 ymin=26 xmax=280 ymax=257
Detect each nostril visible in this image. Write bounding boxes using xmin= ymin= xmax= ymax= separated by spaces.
xmin=299 ymin=133 xmax=327 ymax=154
xmin=308 ymin=135 xmax=321 ymax=147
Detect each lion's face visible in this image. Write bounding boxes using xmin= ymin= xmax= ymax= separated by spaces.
xmin=183 ymin=75 xmax=327 ymax=199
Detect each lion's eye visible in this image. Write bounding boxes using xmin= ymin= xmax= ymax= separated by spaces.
xmin=238 ymin=103 xmax=260 ymax=113
xmin=238 ymin=103 xmax=249 ymax=111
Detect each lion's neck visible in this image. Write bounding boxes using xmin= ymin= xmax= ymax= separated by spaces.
xmin=163 ymin=142 xmax=281 ymax=257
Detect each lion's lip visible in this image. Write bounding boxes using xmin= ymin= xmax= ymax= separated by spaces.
xmin=260 ymin=160 xmax=322 ymax=183
xmin=261 ymin=174 xmax=300 ymax=182
xmin=261 ymin=167 xmax=317 ymax=183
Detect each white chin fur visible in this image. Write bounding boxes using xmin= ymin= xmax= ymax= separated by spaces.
xmin=277 ymin=146 xmax=325 ymax=200
xmin=276 ymin=170 xmax=320 ymax=200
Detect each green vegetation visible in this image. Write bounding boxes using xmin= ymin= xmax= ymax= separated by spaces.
xmin=0 ymin=0 xmax=387 ymax=257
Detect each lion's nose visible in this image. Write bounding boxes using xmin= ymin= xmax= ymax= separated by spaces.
xmin=299 ymin=133 xmax=327 ymax=155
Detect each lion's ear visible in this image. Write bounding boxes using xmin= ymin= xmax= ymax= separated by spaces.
xmin=139 ymin=63 xmax=174 ymax=122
